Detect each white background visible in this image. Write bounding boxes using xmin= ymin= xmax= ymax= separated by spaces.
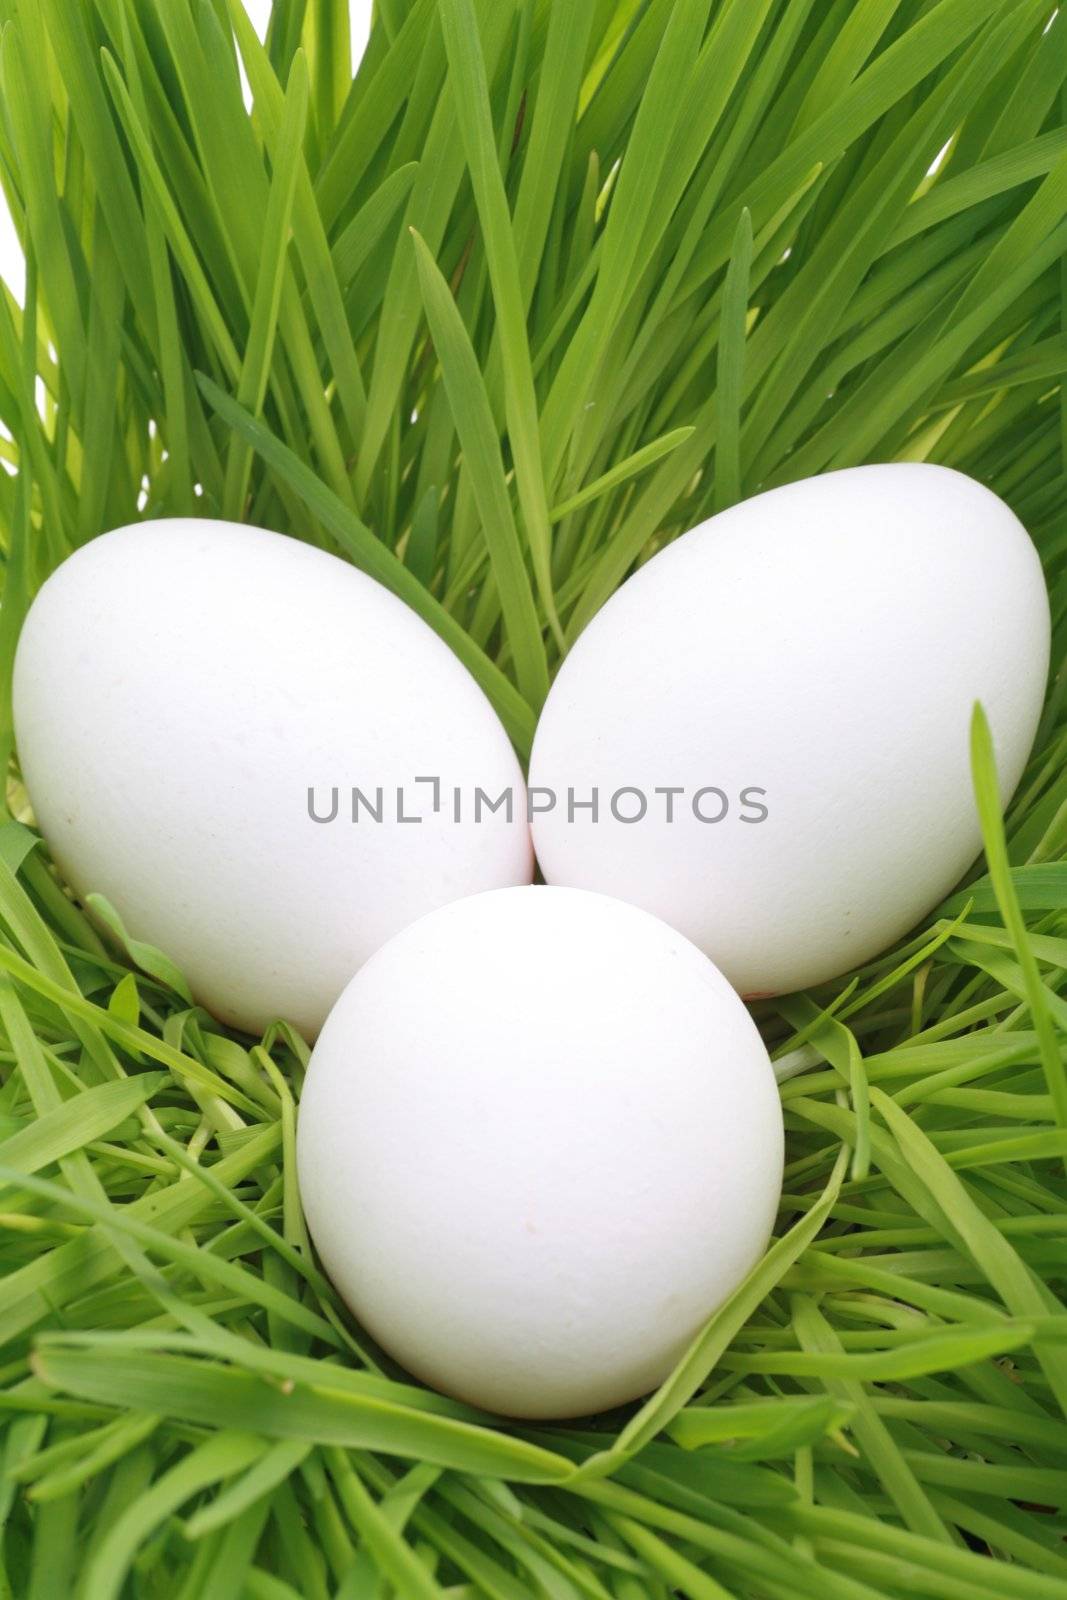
xmin=0 ymin=1 xmax=375 ymax=300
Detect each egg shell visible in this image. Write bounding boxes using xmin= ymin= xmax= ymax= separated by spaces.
xmin=296 ymin=884 xmax=783 ymax=1419
xmin=529 ymin=464 xmax=1050 ymax=996
xmin=13 ymin=519 xmax=532 ymax=1037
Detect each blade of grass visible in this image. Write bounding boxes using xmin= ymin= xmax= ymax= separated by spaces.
xmin=714 ymin=207 xmax=753 ymax=512
xmin=196 ymin=374 xmax=536 ymax=752
xmin=410 ymin=228 xmax=549 ymax=707
xmin=549 ymin=427 xmax=694 ymax=522
xmin=971 ymin=702 xmax=1067 ymax=1154
xmin=222 ymin=52 xmax=309 ymax=521
xmin=437 ymin=0 xmax=563 ymax=649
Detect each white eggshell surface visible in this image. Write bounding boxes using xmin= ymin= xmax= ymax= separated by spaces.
xmin=297 ymin=885 xmax=783 ymax=1419
xmin=13 ymin=519 xmax=532 ymax=1037
xmin=530 ymin=464 xmax=1050 ymax=996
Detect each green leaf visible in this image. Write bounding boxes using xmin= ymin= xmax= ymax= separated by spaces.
xmin=196 ymin=374 xmax=536 ymax=753
xmin=667 ymin=1395 xmax=854 ymax=1455
xmin=970 ymin=703 xmax=1067 ymax=1146
xmin=411 ymin=227 xmax=548 ymax=707
xmin=715 ymin=207 xmax=752 ymax=512
xmin=437 ymin=0 xmax=563 ymax=648
xmin=222 ymin=52 xmax=310 ymax=521
xmin=549 ymin=428 xmax=694 ymax=522
xmin=32 ymin=1344 xmax=572 ymax=1485
xmin=85 ymin=894 xmax=194 ymax=1006
xmin=574 ymin=1147 xmax=850 ymax=1476
xmin=0 ymin=1074 xmax=163 ymax=1179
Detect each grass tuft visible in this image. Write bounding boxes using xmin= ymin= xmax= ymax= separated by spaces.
xmin=0 ymin=1 xmax=1065 ymax=1594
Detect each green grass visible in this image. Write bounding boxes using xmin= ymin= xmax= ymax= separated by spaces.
xmin=0 ymin=0 xmax=1066 ymax=1594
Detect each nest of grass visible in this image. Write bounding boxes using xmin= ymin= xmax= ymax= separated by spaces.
xmin=1 ymin=1 xmax=1067 ymax=1595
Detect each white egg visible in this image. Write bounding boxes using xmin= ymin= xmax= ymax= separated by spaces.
xmin=297 ymin=884 xmax=783 ymax=1419
xmin=13 ymin=519 xmax=532 ymax=1037
xmin=530 ymin=464 xmax=1050 ymax=997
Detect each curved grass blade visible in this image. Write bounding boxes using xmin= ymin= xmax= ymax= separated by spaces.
xmin=31 ymin=1344 xmax=573 ymax=1485
xmin=196 ymin=374 xmax=537 ymax=753
xmin=572 ymin=1146 xmax=849 ymax=1477
xmin=0 ymin=1075 xmax=164 ymax=1180
xmin=222 ymin=53 xmax=309 ymax=522
xmin=970 ymin=702 xmax=1067 ymax=1152
xmin=714 ymin=207 xmax=753 ymax=513
xmin=437 ymin=0 xmax=563 ymax=649
xmin=411 ymin=228 xmax=549 ymax=707
xmin=549 ymin=427 xmax=694 ymax=522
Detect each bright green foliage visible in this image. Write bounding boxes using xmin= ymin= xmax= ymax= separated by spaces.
xmin=0 ymin=1 xmax=1065 ymax=1595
